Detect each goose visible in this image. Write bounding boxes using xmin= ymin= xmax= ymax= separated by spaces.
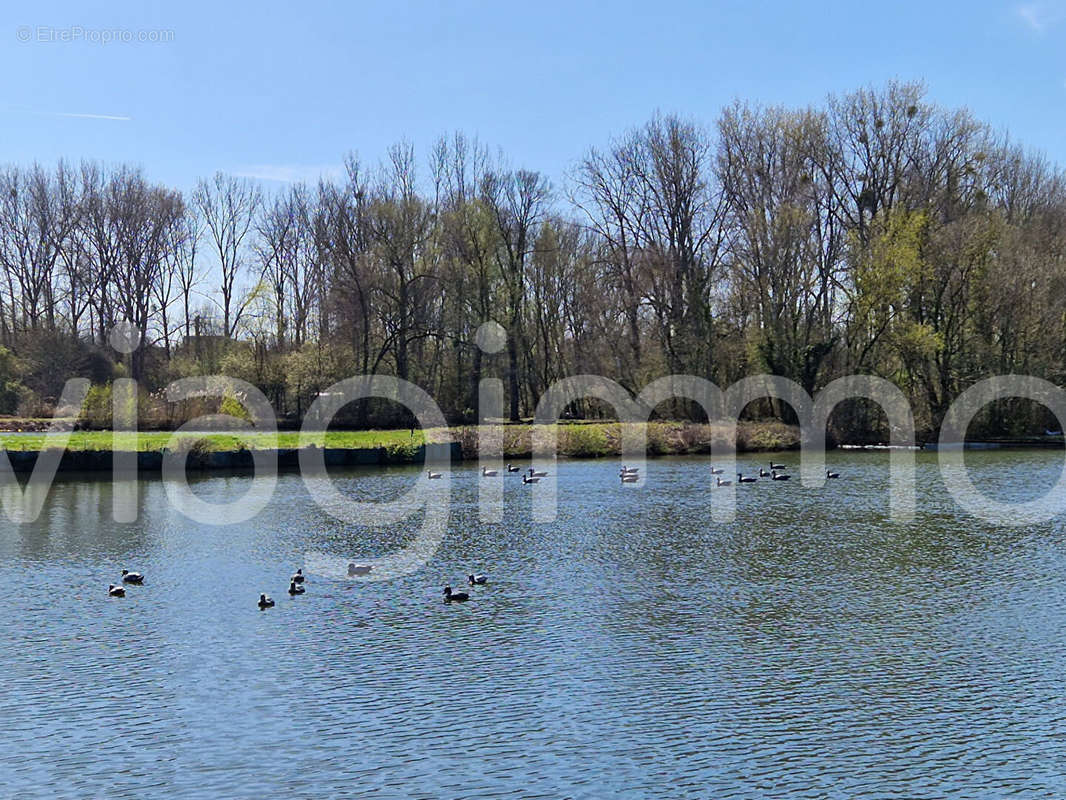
xmin=770 ymin=461 xmax=785 ymax=470
xmin=108 ymin=584 xmax=125 ymax=598
xmin=121 ymin=569 xmax=144 ymax=584
xmin=771 ymin=470 xmax=791 ymax=481
xmin=716 ymin=476 xmax=733 ymax=487
xmin=826 ymin=469 xmax=840 ymax=479
xmin=468 ymin=574 xmax=487 ymax=585
xmin=710 ymin=467 xmax=724 ymax=475
xmin=258 ymin=593 xmax=275 ymax=609
xmin=621 ymin=474 xmax=639 ymax=483
xmin=759 ymin=468 xmax=771 ymax=477
xmin=522 ymin=475 xmax=540 ymax=484
xmin=288 ymin=580 xmax=305 ymax=596
xmin=291 ymin=568 xmax=305 ymax=584
xmin=507 ymin=464 xmax=521 ymax=472
xmin=443 ymin=585 xmax=469 ymax=602
xmin=482 ymin=466 xmax=499 ymax=477
xmin=427 ymin=470 xmax=443 ymax=479
xmin=347 ymin=563 xmax=372 ymax=577
xmin=737 ymin=473 xmax=757 ymax=483
xmin=528 ymin=468 xmax=548 ymax=478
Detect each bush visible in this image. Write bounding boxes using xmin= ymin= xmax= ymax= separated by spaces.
xmin=561 ymin=424 xmax=610 ymax=457
xmin=385 ymin=440 xmax=421 ymax=462
xmin=0 ymin=346 xmax=26 ymax=415
xmin=82 ymin=383 xmax=112 ymax=428
xmin=219 ymin=390 xmax=252 ymax=423
xmin=646 ymin=423 xmax=672 ymax=455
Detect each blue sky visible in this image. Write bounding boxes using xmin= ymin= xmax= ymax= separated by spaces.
xmin=3 ymin=0 xmax=1065 ymax=193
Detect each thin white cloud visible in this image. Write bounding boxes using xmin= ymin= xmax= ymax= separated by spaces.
xmin=231 ymin=164 xmax=345 ymax=184
xmin=1016 ymin=1 xmax=1064 ymax=32
xmin=5 ymin=109 xmax=132 ymax=121
xmin=51 ymin=111 xmax=132 ymax=121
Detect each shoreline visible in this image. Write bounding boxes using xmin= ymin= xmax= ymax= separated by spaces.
xmin=3 ymin=422 xmax=1064 ymax=474
xmin=4 ymin=421 xmax=1063 ymax=474
xmin=0 ymin=420 xmax=804 ymax=472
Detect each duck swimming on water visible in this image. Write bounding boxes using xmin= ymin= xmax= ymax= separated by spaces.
xmin=288 ymin=580 xmax=305 ymax=596
xmin=443 ymin=586 xmax=469 ymax=602
xmin=108 ymin=584 xmax=125 ymax=598
xmin=347 ymin=563 xmax=372 ymax=576
xmin=121 ymin=570 xmax=144 ymax=584
xmin=258 ymin=594 xmax=274 ymax=609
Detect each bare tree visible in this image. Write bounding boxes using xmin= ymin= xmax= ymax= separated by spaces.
xmin=194 ymin=172 xmax=261 ymax=337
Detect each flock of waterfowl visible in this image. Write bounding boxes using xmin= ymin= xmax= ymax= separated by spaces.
xmin=712 ymin=463 xmax=841 ymax=486
xmin=106 ymin=459 xmax=840 ymax=605
xmin=254 ymin=563 xmax=489 ymax=609
xmin=434 ymin=461 xmax=842 ymax=487
xmin=428 ymin=465 xmax=549 ymax=483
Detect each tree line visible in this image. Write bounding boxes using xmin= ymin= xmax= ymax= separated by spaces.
xmin=1 ymin=81 xmax=1064 ymax=438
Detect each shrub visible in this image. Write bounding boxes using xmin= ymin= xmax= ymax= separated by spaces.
xmin=385 ymin=440 xmax=421 ymax=462
xmin=561 ymin=424 xmax=610 ymax=457
xmin=82 ymin=383 xmax=112 ymax=428
xmin=646 ymin=423 xmax=672 ymax=455
xmin=219 ymin=390 xmax=252 ymax=423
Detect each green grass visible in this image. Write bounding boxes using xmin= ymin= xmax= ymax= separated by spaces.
xmin=0 ymin=428 xmax=429 ymax=452
xmin=0 ymin=420 xmax=801 ymax=455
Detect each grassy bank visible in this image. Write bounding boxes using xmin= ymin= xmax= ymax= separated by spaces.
xmin=0 ymin=420 xmax=800 ymax=457
xmin=0 ymin=428 xmax=426 ymax=452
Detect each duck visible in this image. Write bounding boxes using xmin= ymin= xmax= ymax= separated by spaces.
xmin=288 ymin=580 xmax=305 ymax=596
xmin=427 ymin=470 xmax=443 ymax=479
xmin=121 ymin=569 xmax=144 ymax=584
xmin=770 ymin=462 xmax=785 ymax=470
xmin=716 ymin=476 xmax=733 ymax=487
xmin=108 ymin=584 xmax=125 ymax=598
xmin=759 ymin=468 xmax=771 ymax=477
xmin=291 ymin=568 xmax=305 ymax=584
xmin=710 ymin=467 xmax=724 ymax=475
xmin=528 ymin=468 xmax=548 ymax=478
xmin=826 ymin=469 xmax=840 ymax=479
xmin=522 ymin=474 xmax=540 ymax=484
xmin=507 ymin=464 xmax=521 ymax=472
xmin=737 ymin=473 xmax=757 ymax=483
xmin=620 ymin=466 xmax=639 ymax=475
xmin=771 ymin=470 xmax=791 ymax=481
xmin=347 ymin=563 xmax=372 ymax=577
xmin=482 ymin=466 xmax=499 ymax=477
xmin=621 ymin=473 xmax=639 ymax=483
xmin=258 ymin=593 xmax=275 ymax=609
xmin=468 ymin=574 xmax=487 ymax=585
xmin=443 ymin=585 xmax=469 ymax=602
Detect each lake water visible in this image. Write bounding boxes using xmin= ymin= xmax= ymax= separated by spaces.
xmin=2 ymin=450 xmax=1065 ymax=798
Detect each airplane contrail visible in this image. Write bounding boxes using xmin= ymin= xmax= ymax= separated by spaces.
xmin=49 ymin=111 xmax=132 ymax=121
xmin=5 ymin=109 xmax=133 ymax=121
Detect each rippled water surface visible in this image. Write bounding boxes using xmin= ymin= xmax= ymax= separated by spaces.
xmin=2 ymin=450 xmax=1066 ymax=798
